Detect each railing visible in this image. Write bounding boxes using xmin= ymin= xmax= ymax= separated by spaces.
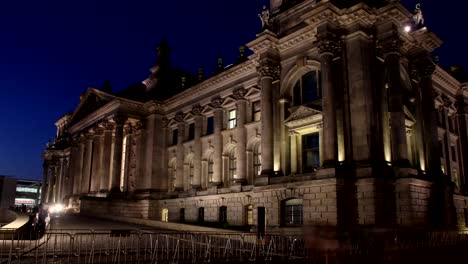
xmin=1 ymin=228 xmax=468 ymax=264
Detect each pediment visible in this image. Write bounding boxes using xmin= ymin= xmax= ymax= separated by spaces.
xmin=285 ymin=105 xmax=321 ymax=123
xmin=68 ymin=88 xmax=115 ymax=126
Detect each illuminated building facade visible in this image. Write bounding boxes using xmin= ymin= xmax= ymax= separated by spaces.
xmin=43 ymin=0 xmax=468 ymax=231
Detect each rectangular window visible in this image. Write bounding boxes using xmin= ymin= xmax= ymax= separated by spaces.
xmin=302 ymin=133 xmax=320 ymax=173
xmin=451 ymin=146 xmax=457 ymax=162
xmin=208 ymin=159 xmax=214 ymax=183
xmin=172 ymin=129 xmax=178 ymax=145
xmin=206 ymin=116 xmax=214 ymax=135
xmin=439 ymin=141 xmax=444 ymax=157
xmin=253 ymin=100 xmax=261 ymax=121
xmin=448 ymin=118 xmax=454 ymax=133
xmin=228 ymin=109 xmax=237 ymax=129
xmin=246 ymin=205 xmax=253 ymax=226
xmin=188 ymin=123 xmax=195 ymax=141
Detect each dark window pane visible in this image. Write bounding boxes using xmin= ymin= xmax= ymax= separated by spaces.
xmin=188 ymin=123 xmax=195 ymax=140
xmin=302 ymin=133 xmax=320 ymax=172
xmin=206 ymin=116 xmax=214 ymax=135
xmin=302 ymin=71 xmax=320 ymax=103
xmin=172 ymin=129 xmax=178 ymax=145
xmin=293 ymin=81 xmax=301 ymax=106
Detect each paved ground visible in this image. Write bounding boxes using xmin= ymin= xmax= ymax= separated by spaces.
xmin=49 ymin=213 xmax=164 ymax=231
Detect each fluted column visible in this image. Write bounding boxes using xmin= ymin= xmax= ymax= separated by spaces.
xmin=258 ymin=58 xmax=280 ymax=178
xmin=318 ymin=37 xmax=339 ymax=167
xmin=381 ymin=34 xmax=410 ymax=167
xmin=192 ymin=105 xmax=203 ymax=189
xmin=234 ymin=88 xmax=247 ymax=184
xmin=99 ymin=122 xmax=113 ymax=192
xmin=90 ymin=127 xmax=104 ymax=193
xmin=110 ymin=116 xmax=126 ymax=192
xmin=81 ymin=132 xmax=94 ymax=194
xmin=212 ymin=97 xmax=224 ymax=186
xmin=175 ymin=113 xmax=185 ymax=191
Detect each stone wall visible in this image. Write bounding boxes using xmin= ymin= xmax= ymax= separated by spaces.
xmin=453 ymin=194 xmax=467 ymax=228
xmin=81 ymin=197 xmax=150 ymax=219
xmin=395 ymin=178 xmax=431 ymax=226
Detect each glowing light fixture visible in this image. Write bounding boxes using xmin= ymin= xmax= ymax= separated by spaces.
xmin=404 ymin=25 xmax=411 ymax=33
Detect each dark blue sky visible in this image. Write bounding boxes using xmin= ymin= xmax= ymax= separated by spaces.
xmin=0 ymin=0 xmax=465 ymax=181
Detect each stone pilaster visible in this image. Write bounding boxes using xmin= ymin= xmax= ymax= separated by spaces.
xmin=128 ymin=122 xmax=143 ymax=193
xmin=279 ymin=98 xmax=290 ymax=176
xmin=233 ymin=88 xmax=247 ymax=185
xmin=56 ymin=158 xmax=64 ymax=202
xmin=192 ymin=105 xmax=203 ymax=189
xmin=90 ymin=127 xmax=104 ymax=193
xmin=257 ymin=58 xmax=280 ymax=182
xmin=81 ymin=132 xmax=94 ymax=194
xmin=100 ymin=121 xmax=114 ymax=193
xmin=317 ymin=31 xmax=340 ymax=167
xmin=414 ymin=55 xmax=440 ymax=175
xmin=381 ymin=33 xmax=410 ymax=167
xmin=212 ymin=97 xmax=224 ymax=186
xmin=73 ymin=135 xmax=85 ymax=196
xmin=345 ymin=30 xmax=374 ymax=168
xmin=175 ymin=112 xmax=185 ymax=191
xmin=455 ymin=92 xmax=468 ymax=190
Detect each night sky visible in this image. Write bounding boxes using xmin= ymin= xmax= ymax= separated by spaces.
xmin=0 ymin=0 xmax=466 ymax=181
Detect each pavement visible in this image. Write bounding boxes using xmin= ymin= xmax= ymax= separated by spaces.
xmin=49 ymin=213 xmax=165 ymax=231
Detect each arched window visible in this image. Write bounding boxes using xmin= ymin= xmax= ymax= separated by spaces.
xmin=207 ymin=153 xmax=214 ymax=184
xmin=293 ymin=71 xmax=321 ymax=106
xmin=281 ymin=198 xmax=303 ymax=226
xmin=253 ymin=143 xmax=262 ymax=176
xmin=229 ymin=147 xmax=237 ymax=180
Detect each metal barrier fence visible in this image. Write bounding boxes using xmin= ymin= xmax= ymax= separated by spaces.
xmin=2 ymin=229 xmax=468 ymax=264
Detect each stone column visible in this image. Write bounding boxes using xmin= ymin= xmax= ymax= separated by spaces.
xmin=192 ymin=105 xmax=203 ymax=189
xmin=73 ymin=135 xmax=85 ymax=196
xmin=212 ymin=97 xmax=224 ymax=186
xmin=257 ymin=58 xmax=280 ymax=179
xmin=382 ymin=35 xmax=410 ymax=167
xmin=100 ymin=122 xmax=114 ymax=193
xmin=110 ymin=116 xmax=126 ymax=193
xmin=81 ymin=132 xmax=94 ymax=194
xmin=90 ymin=127 xmax=104 ymax=193
xmin=56 ymin=158 xmax=64 ymax=202
xmin=290 ymin=131 xmax=299 ymax=175
xmin=234 ymin=88 xmax=247 ymax=184
xmin=128 ymin=122 xmax=143 ymax=193
xmin=318 ymin=37 xmax=339 ymax=167
xmin=175 ymin=113 xmax=185 ymax=191
xmin=41 ymin=161 xmax=49 ymax=203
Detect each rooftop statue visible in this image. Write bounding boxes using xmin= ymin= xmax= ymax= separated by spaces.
xmin=258 ymin=5 xmax=271 ymax=30
xmin=412 ymin=3 xmax=424 ymax=27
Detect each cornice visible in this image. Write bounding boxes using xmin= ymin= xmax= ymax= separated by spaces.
xmin=432 ymin=66 xmax=461 ymax=96
xmin=163 ymin=61 xmax=257 ymax=114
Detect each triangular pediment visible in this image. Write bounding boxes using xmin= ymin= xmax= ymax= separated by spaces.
xmin=69 ymin=88 xmax=115 ymax=126
xmin=285 ymin=105 xmax=321 ymax=123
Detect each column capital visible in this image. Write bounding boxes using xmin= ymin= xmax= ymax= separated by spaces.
xmin=257 ymin=58 xmax=280 ymax=80
xmin=174 ymin=112 xmax=185 ymax=123
xmin=412 ymin=55 xmax=436 ymax=79
xmin=91 ymin=127 xmax=104 ymax=136
xmin=100 ymin=120 xmax=115 ymax=131
xmin=232 ymin=88 xmax=247 ymax=101
xmin=108 ymin=115 xmax=127 ymax=126
xmin=318 ymin=38 xmax=342 ymax=58
xmin=211 ymin=96 xmax=224 ymax=109
xmin=191 ymin=104 xmax=203 ymax=116
xmin=378 ymin=34 xmax=402 ymax=58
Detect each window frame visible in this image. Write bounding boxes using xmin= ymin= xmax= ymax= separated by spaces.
xmin=228 ymin=109 xmax=237 ymax=129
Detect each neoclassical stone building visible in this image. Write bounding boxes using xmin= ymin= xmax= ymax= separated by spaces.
xmin=43 ymin=0 xmax=468 ymax=232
